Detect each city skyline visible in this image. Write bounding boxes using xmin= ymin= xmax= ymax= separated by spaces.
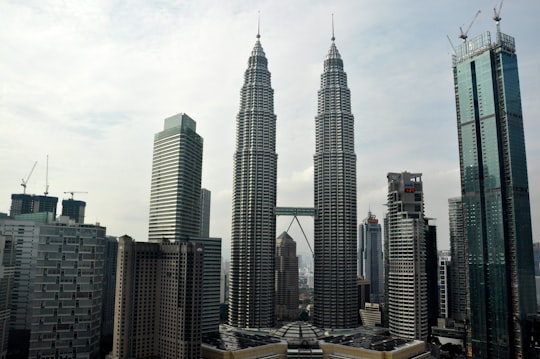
xmin=1 ymin=1 xmax=539 ymax=257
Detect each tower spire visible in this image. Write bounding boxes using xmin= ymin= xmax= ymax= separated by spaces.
xmin=257 ymin=11 xmax=260 ymax=39
xmin=331 ymin=13 xmax=335 ymax=41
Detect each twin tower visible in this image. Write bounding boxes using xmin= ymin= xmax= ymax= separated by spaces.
xmin=229 ymin=31 xmax=358 ymax=329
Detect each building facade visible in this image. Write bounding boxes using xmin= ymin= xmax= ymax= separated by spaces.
xmin=0 ymin=234 xmax=15 ymax=359
xmin=229 ymin=32 xmax=277 ymax=328
xmin=61 ymin=199 xmax=86 ymax=224
xmin=148 ymin=113 xmax=203 ymax=242
xmin=359 ymin=212 xmax=384 ymax=303
xmin=199 ymin=188 xmax=211 ymax=238
xmin=101 ymin=236 xmax=118 ymax=339
xmin=275 ymin=232 xmax=299 ymax=321
xmin=385 ymin=172 xmax=428 ymax=340
xmin=453 ymin=27 xmax=536 ymax=358
xmin=448 ymin=197 xmax=467 ymax=322
xmin=313 ymin=35 xmax=357 ymax=329
xmin=28 ymin=220 xmax=106 ymax=359
xmin=438 ymin=251 xmax=451 ymax=319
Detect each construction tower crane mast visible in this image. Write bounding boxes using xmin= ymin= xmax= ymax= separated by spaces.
xmin=493 ymin=0 xmax=504 ymax=33
xmin=21 ymin=161 xmax=37 ymax=194
xmin=459 ymin=10 xmax=481 ymax=41
xmin=64 ymin=191 xmax=88 ymax=200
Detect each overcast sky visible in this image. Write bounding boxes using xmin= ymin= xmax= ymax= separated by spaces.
xmin=1 ymin=0 xmax=539 ymax=258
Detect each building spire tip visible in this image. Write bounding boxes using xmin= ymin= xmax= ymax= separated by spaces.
xmin=257 ymin=11 xmax=261 ymax=39
xmin=331 ymin=13 xmax=335 ymax=41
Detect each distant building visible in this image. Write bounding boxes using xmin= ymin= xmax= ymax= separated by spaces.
xmin=199 ymin=188 xmax=211 ymax=238
xmin=275 ymin=232 xmax=299 ymax=321
xmin=438 ymin=251 xmax=451 ymax=319
xmin=61 ymin=199 xmax=86 ymax=223
xmin=10 ymin=194 xmax=58 ymax=218
xmin=448 ymin=197 xmax=466 ymax=322
xmin=357 ymin=277 xmax=370 ymax=325
xmin=101 ymin=236 xmax=118 ymax=338
xmin=148 ymin=113 xmax=203 ymax=242
xmin=359 ymin=211 xmax=384 ymax=303
xmin=359 ymin=303 xmax=382 ymax=327
xmin=0 ymin=234 xmax=15 ymax=359
xmin=425 ymin=221 xmax=439 ymax=331
xmin=385 ymin=172 xmax=428 ymax=340
xmin=28 ymin=219 xmax=106 ymax=359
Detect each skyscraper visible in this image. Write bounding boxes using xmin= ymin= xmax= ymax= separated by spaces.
xmin=359 ymin=211 xmax=384 ymax=303
xmin=61 ymin=198 xmax=86 ymax=223
xmin=385 ymin=172 xmax=427 ymax=340
xmin=199 ymin=188 xmax=211 ymax=238
xmin=313 ymin=33 xmax=357 ymax=329
xmin=275 ymin=232 xmax=299 ymax=321
xmin=148 ymin=113 xmax=203 ymax=242
xmin=448 ymin=197 xmax=466 ymax=322
xmin=453 ymin=24 xmax=536 ymax=357
xmin=229 ymin=31 xmax=277 ymax=328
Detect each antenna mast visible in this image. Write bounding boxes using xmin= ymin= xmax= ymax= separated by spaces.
xmin=44 ymin=155 xmax=49 ymax=196
xmin=331 ymin=13 xmax=335 ymax=41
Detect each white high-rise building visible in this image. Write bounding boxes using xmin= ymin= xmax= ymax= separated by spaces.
xmin=385 ymin=172 xmax=428 ymax=340
xmin=229 ymin=31 xmax=277 ymax=329
xmin=148 ymin=113 xmax=203 ymax=242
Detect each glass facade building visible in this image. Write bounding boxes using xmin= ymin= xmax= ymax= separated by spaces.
xmin=453 ymin=29 xmax=536 ymax=358
xmin=359 ymin=212 xmax=384 ymax=304
xmin=229 ymin=33 xmax=277 ymax=328
xmin=148 ymin=113 xmax=203 ymax=242
xmin=313 ymin=37 xmax=357 ymax=329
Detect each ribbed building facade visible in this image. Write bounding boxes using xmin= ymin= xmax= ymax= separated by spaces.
xmin=229 ymin=33 xmax=277 ymax=328
xmin=148 ymin=113 xmax=203 ymax=242
xmin=385 ymin=172 xmax=428 ymax=340
xmin=359 ymin=212 xmax=384 ymax=304
xmin=275 ymin=232 xmax=299 ymax=321
xmin=313 ymin=37 xmax=357 ymax=329
xmin=453 ymin=28 xmax=536 ymax=358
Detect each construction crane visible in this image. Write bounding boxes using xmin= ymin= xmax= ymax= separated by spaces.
xmin=44 ymin=155 xmax=49 ymax=196
xmin=64 ymin=191 xmax=88 ymax=200
xmin=21 ymin=161 xmax=37 ymax=194
xmin=459 ymin=10 xmax=481 ymax=41
xmin=493 ymin=0 xmax=504 ymax=32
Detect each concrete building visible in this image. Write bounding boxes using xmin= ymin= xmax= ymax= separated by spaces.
xmin=101 ymin=236 xmax=118 ymax=339
xmin=229 ymin=31 xmax=277 ymax=329
xmin=385 ymin=172 xmax=428 ymax=340
xmin=313 ymin=33 xmax=357 ymax=330
xmin=111 ymin=236 xmax=205 ymax=359
xmin=10 ymin=194 xmax=58 ymax=218
xmin=275 ymin=232 xmax=299 ymax=321
xmin=453 ymin=23 xmax=536 ymax=357
xmin=148 ymin=113 xmax=203 ymax=242
xmin=359 ymin=211 xmax=384 ymax=304
xmin=28 ymin=219 xmax=106 ymax=359
xmin=448 ymin=197 xmax=467 ymax=322
xmin=438 ymin=251 xmax=451 ymax=319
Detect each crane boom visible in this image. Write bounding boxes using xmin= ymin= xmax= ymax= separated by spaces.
xmin=459 ymin=10 xmax=481 ymax=41
xmin=493 ymin=0 xmax=504 ymax=22
xmin=21 ymin=161 xmax=37 ymax=194
xmin=64 ymin=191 xmax=88 ymax=200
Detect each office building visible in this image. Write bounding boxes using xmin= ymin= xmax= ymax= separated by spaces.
xmin=275 ymin=232 xmax=299 ymax=321
xmin=448 ymin=197 xmax=467 ymax=322
xmin=438 ymin=251 xmax=451 ymax=319
xmin=28 ymin=219 xmax=106 ymax=359
xmin=453 ymin=23 xmax=536 ymax=357
xmin=61 ymin=199 xmax=86 ymax=223
xmin=0 ymin=234 xmax=15 ymax=359
xmin=112 ymin=236 xmax=205 ymax=359
xmin=101 ymin=236 xmax=118 ymax=339
xmin=385 ymin=172 xmax=428 ymax=340
xmin=148 ymin=113 xmax=203 ymax=242
xmin=425 ymin=221 xmax=438 ymax=331
xmin=229 ymin=31 xmax=277 ymax=328
xmin=359 ymin=211 xmax=384 ymax=303
xmin=313 ymin=33 xmax=357 ymax=329
xmin=200 ymin=188 xmax=211 ymax=238
xmin=32 ymin=196 xmax=58 ymax=218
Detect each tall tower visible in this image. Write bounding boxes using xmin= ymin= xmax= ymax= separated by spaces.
xmin=148 ymin=113 xmax=203 ymax=242
xmin=453 ymin=24 xmax=536 ymax=357
xmin=313 ymin=30 xmax=357 ymax=329
xmin=359 ymin=211 xmax=384 ymax=303
xmin=199 ymin=188 xmax=211 ymax=238
xmin=385 ymin=172 xmax=428 ymax=340
xmin=275 ymin=232 xmax=299 ymax=321
xmin=229 ymin=30 xmax=277 ymax=328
